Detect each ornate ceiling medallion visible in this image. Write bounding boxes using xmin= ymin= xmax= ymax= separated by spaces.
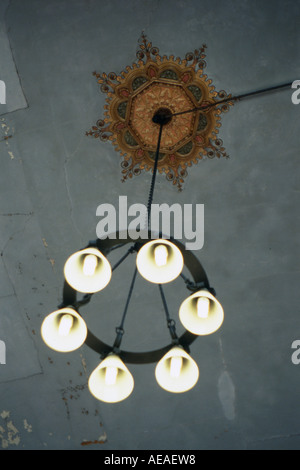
xmin=86 ymin=33 xmax=233 ymax=190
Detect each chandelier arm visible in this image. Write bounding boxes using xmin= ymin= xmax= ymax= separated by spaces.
xmin=59 ymin=280 xmax=95 ymax=311
xmin=73 ymin=293 xmax=93 ymax=309
xmin=171 ymin=81 xmax=294 ymax=118
xmin=170 ymin=238 xmax=210 ymax=288
xmin=85 ymin=331 xmax=112 ymax=359
xmin=180 ymin=271 xmax=213 ymax=293
xmin=58 ymin=280 xmax=77 ymax=308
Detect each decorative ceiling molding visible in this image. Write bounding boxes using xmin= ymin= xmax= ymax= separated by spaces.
xmin=86 ymin=33 xmax=234 ymax=190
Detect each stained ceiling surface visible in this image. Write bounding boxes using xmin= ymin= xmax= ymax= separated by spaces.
xmin=0 ymin=0 xmax=300 ymax=451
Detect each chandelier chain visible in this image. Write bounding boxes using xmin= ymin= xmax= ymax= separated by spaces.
xmin=147 ymin=123 xmax=164 ymax=229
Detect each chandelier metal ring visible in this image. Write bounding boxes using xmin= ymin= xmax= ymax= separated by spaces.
xmin=60 ymin=231 xmax=212 ymax=364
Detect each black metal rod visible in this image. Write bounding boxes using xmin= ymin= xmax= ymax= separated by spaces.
xmin=73 ymin=293 xmax=93 ymax=309
xmin=158 ymin=284 xmax=171 ymax=322
xmin=147 ymin=123 xmax=164 ymax=228
xmin=180 ymin=272 xmax=189 ymax=283
xmin=112 ymin=247 xmax=134 ymax=272
xmin=119 ymin=266 xmax=138 ymax=330
xmin=171 ymin=81 xmax=294 ymax=117
xmin=112 ymin=266 xmax=138 ymax=351
xmin=107 ymin=243 xmax=127 ymax=253
xmin=158 ymin=284 xmax=179 ymax=342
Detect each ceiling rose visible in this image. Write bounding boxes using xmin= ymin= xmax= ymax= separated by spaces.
xmin=86 ymin=33 xmax=234 ymax=190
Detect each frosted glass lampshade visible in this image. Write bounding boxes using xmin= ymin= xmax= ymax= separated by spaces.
xmin=64 ymin=247 xmax=112 ymax=293
xmin=88 ymin=354 xmax=134 ymax=403
xmin=136 ymin=239 xmax=183 ymax=284
xmin=155 ymin=346 xmax=199 ymax=393
xmin=41 ymin=308 xmax=87 ymax=352
xmin=179 ymin=289 xmax=224 ymax=335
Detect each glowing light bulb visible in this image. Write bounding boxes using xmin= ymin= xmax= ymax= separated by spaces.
xmin=83 ymin=254 xmax=98 ymax=276
xmin=197 ymin=297 xmax=210 ymax=319
xmin=154 ymin=245 xmax=168 ymax=267
xmin=170 ymin=356 xmax=183 ymax=378
xmin=58 ymin=314 xmax=74 ymax=337
xmin=105 ymin=366 xmax=118 ymax=385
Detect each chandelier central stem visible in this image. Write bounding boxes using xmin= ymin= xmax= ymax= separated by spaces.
xmin=147 ymin=120 xmax=165 ymax=229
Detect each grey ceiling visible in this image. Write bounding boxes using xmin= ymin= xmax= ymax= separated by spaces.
xmin=0 ymin=0 xmax=300 ymax=451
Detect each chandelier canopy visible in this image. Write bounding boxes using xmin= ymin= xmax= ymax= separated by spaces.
xmin=86 ymin=32 xmax=233 ymax=190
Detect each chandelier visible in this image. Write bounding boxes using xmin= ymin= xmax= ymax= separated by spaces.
xmin=41 ymin=34 xmax=293 ymax=403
